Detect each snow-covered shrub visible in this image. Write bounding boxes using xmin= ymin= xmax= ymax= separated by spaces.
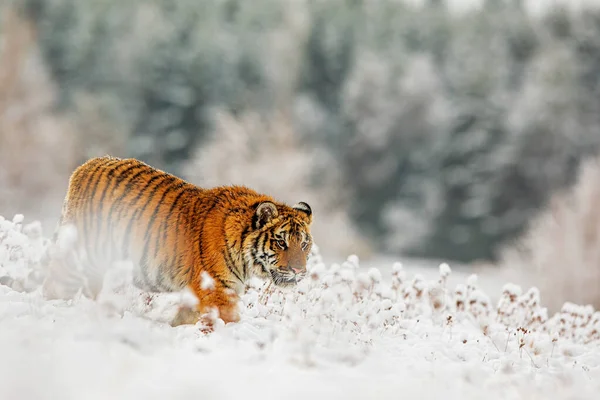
xmin=0 ymin=213 xmax=553 ymax=344
xmin=500 ymin=157 xmax=600 ymax=312
xmin=0 ymin=214 xmax=47 ymax=292
xmin=183 ymin=111 xmax=369 ymax=258
xmin=3 ymin=210 xmax=600 ymax=396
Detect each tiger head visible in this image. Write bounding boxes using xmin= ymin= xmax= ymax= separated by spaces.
xmin=244 ymin=201 xmax=313 ymax=287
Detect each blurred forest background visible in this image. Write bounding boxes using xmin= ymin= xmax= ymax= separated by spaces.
xmin=2 ymin=0 xmax=600 ymax=297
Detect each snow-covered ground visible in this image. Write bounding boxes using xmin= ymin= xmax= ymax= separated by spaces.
xmin=1 ymin=214 xmax=600 ymax=400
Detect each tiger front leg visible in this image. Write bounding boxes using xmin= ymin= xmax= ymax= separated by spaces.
xmin=171 ymin=285 xmax=240 ymax=328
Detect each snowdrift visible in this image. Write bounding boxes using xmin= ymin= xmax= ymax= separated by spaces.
xmin=0 ymin=214 xmax=599 ymax=399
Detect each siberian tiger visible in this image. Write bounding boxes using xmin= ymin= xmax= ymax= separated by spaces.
xmin=42 ymin=156 xmax=313 ymax=326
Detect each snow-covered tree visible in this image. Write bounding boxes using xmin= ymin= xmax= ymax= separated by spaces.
xmin=19 ymin=0 xmax=600 ymax=262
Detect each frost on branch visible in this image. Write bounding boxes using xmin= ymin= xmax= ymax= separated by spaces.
xmin=239 ymin=249 xmax=600 ymax=367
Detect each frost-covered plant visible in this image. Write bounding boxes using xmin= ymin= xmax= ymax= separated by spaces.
xmin=0 ymin=215 xmax=47 ymax=292
xmin=2 ymin=211 xmax=600 ymax=373
xmin=230 ymin=251 xmax=600 ymax=370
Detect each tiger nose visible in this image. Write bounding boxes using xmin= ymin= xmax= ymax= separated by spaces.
xmin=291 ymin=267 xmax=304 ymax=274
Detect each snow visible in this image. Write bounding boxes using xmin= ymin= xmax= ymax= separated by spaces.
xmin=200 ymin=271 xmax=216 ymax=291
xmin=1 ymin=216 xmax=600 ymax=399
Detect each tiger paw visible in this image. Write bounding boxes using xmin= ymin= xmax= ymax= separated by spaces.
xmin=170 ymin=306 xmax=220 ymax=333
xmin=171 ymin=305 xmax=203 ymax=327
xmin=217 ymin=305 xmax=240 ymax=324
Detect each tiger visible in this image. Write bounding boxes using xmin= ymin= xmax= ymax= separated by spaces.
xmin=41 ymin=156 xmax=313 ymax=326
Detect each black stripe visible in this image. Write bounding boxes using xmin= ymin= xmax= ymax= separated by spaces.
xmin=137 ymin=245 xmax=157 ymax=290
xmin=112 ymin=168 xmax=155 ymax=212
xmin=254 ymin=230 xmax=269 ymax=258
xmin=137 ymin=181 xmax=180 ymax=288
xmin=197 ymin=197 xmax=220 ymax=272
xmin=155 ymin=186 xmax=192 ymax=260
xmin=71 ymin=159 xmax=103 ymax=212
xmin=75 ymin=161 xmax=106 ymax=230
xmin=252 ymin=232 xmax=262 ymax=254
xmin=95 ymin=163 xmax=139 ymax=252
xmin=154 ymin=264 xmax=172 ymax=292
xmin=164 ymin=206 xmax=186 ymax=288
xmin=89 ymin=160 xmax=128 ymax=264
xmin=153 ymin=187 xmax=195 ymax=290
xmin=222 ymin=278 xmax=239 ymax=289
xmin=180 ymin=265 xmax=191 ymax=278
xmin=228 ymin=233 xmax=244 ymax=279
xmin=102 ymin=167 xmax=150 ymax=254
xmin=242 ymin=250 xmax=248 ymax=280
xmin=170 ymin=197 xmax=194 ymax=287
xmin=222 ymin=249 xmax=244 ymax=283
xmin=251 ymin=234 xmax=263 ymax=271
xmin=142 ymin=182 xmax=180 ymax=245
xmin=81 ymin=159 xmax=119 ymax=264
xmin=113 ymin=166 xmax=162 ymax=226
xmin=138 ymin=176 xmax=176 ymax=215
xmin=240 ymin=225 xmax=251 ymax=246
xmin=120 ymin=175 xmax=171 ymax=258
xmin=88 ymin=159 xmax=122 ymax=229
xmin=84 ymin=159 xmax=119 ymax=237
xmin=210 ymin=270 xmax=231 ymax=291
xmin=170 ymin=264 xmax=190 ymax=291
xmin=251 ymin=231 xmax=271 ymax=275
xmin=252 ymin=248 xmax=269 ymax=275
xmin=171 ymin=253 xmax=185 ymax=288
xmin=239 ymin=224 xmax=253 ymax=279
xmin=96 ymin=162 xmax=140 ymax=216
xmin=222 ymin=213 xmax=244 ymax=283
xmin=223 ymin=231 xmax=243 ymax=281
xmin=248 ymin=200 xmax=266 ymax=229
xmin=157 ymin=188 xmax=189 ymax=282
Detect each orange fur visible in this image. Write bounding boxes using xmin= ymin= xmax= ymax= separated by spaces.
xmin=43 ymin=156 xmax=314 ymax=326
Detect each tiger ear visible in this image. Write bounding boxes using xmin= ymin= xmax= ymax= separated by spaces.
xmin=293 ymin=202 xmax=312 ymax=224
xmin=254 ymin=202 xmax=278 ymax=229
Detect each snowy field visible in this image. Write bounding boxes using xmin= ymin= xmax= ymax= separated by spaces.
xmin=1 ymin=214 xmax=600 ymax=400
